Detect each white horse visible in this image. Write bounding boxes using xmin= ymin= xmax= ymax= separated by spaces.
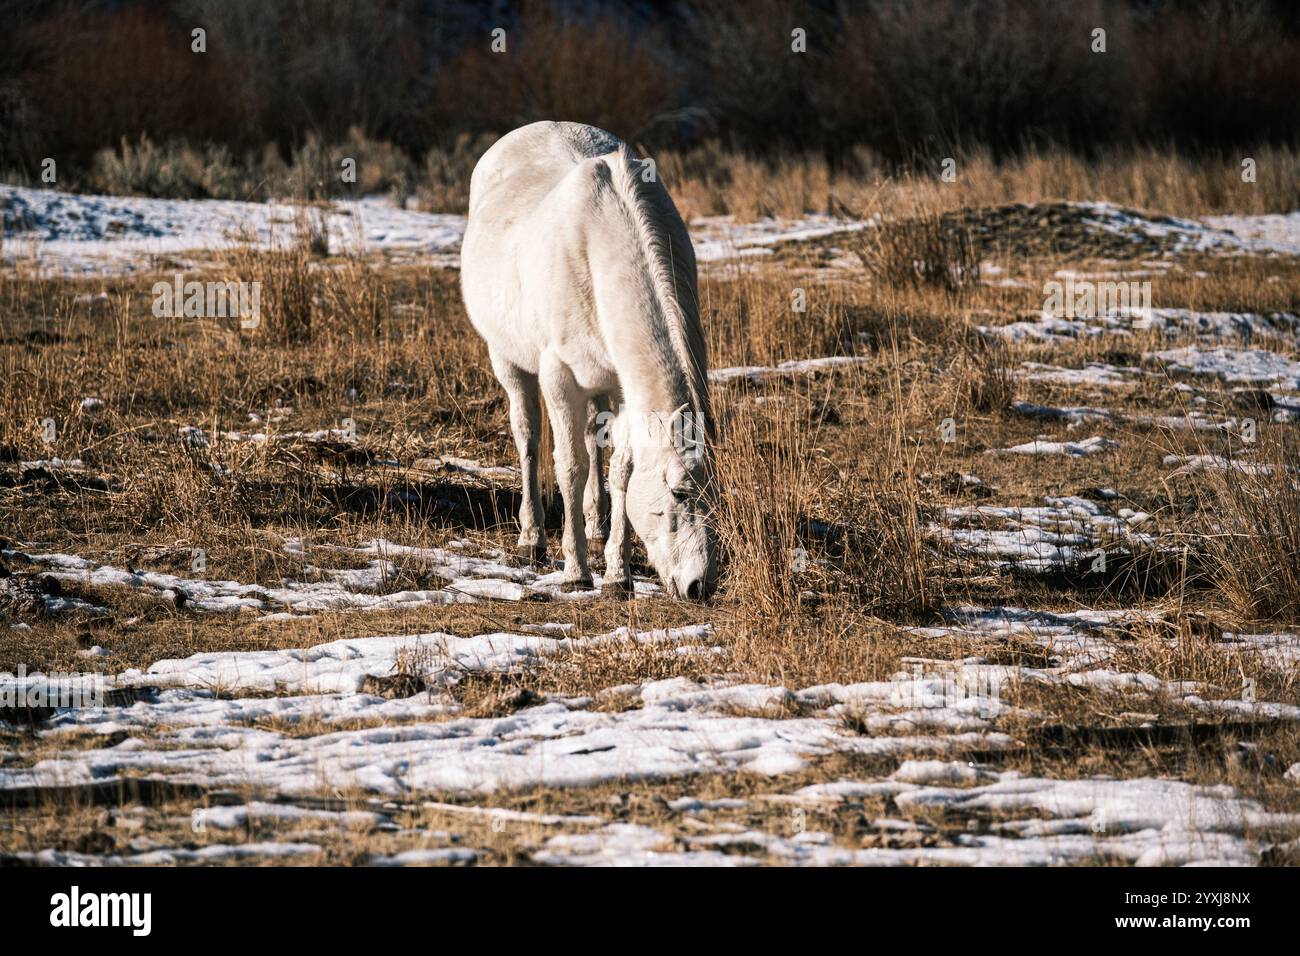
xmin=460 ymin=121 xmax=716 ymax=599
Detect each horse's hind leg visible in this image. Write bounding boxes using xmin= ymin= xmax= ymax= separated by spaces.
xmin=491 ymin=353 xmax=546 ymax=564
xmin=583 ymin=395 xmax=611 ymax=549
xmin=539 ymin=352 xmax=594 ymax=591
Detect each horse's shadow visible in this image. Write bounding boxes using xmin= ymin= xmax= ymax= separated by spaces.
xmin=318 ymin=479 xmax=567 ymax=533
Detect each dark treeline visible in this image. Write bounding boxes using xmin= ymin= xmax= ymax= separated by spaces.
xmin=2 ymin=0 xmax=1299 ymax=177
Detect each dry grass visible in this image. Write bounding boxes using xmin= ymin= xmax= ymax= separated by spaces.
xmin=3 ymin=155 xmax=1300 ymax=864
xmin=713 ymin=391 xmax=823 ymax=621
xmin=660 ymin=143 xmax=1300 ymax=223
xmin=18 ymin=134 xmax=1300 ymax=223
xmin=942 ymin=334 xmax=1017 ymax=417
xmin=1192 ymin=433 xmax=1300 ymax=623
xmin=857 ymin=208 xmax=981 ymax=292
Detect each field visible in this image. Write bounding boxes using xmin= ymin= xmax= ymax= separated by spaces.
xmin=3 ymin=155 xmax=1300 ymax=867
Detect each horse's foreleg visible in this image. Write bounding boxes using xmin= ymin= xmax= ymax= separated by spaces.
xmin=602 ymin=431 xmax=633 ymax=597
xmin=583 ymin=395 xmax=611 ymax=548
xmin=539 ymin=353 xmax=593 ymax=590
xmin=493 ymin=356 xmax=546 ymax=564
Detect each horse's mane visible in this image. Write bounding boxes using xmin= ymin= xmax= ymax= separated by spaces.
xmin=606 ymin=145 xmax=712 ymax=438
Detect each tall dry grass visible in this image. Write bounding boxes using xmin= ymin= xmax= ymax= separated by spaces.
xmin=703 ymin=272 xmax=942 ymax=624
xmin=1196 ymin=434 xmax=1300 ymax=622
xmin=941 ymin=335 xmax=1016 ymax=417
xmin=15 ymin=129 xmax=1300 ymax=225
xmin=662 ymin=144 xmax=1300 ymax=222
xmin=857 ymin=209 xmax=981 ymax=293
xmin=835 ymin=360 xmax=934 ymax=619
xmin=712 ymin=392 xmax=821 ymax=621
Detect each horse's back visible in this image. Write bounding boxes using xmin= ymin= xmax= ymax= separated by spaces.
xmin=467 ymin=121 xmax=622 ymax=221
xmin=462 ymin=123 xmax=627 ymax=373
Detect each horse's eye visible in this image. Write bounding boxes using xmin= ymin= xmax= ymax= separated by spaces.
xmin=671 ymin=487 xmax=690 ymax=502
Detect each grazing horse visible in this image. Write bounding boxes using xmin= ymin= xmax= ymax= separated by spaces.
xmin=460 ymin=121 xmax=716 ymax=599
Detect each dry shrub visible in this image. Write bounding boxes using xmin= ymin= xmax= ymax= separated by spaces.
xmin=1198 ymin=435 xmax=1300 ymax=623
xmin=223 ymin=211 xmax=398 ymax=345
xmin=942 ymin=335 xmax=1016 ymax=416
xmin=286 ymin=128 xmax=413 ymax=201
xmin=713 ymin=364 xmax=934 ymax=622
xmin=713 ymin=393 xmax=820 ymax=620
xmin=85 ymin=129 xmax=415 ymax=202
xmin=230 ymin=233 xmax=318 ymax=345
xmin=418 ymin=134 xmax=498 ymax=214
xmin=322 ymin=257 xmax=392 ymax=342
xmin=858 ymin=210 xmax=981 ymax=292
xmin=254 ymin=251 xmax=314 ymax=346
xmin=91 ymin=137 xmax=235 ymax=200
xmin=33 ymin=133 xmax=1300 ymax=220
xmin=836 ymin=364 xmax=933 ymax=617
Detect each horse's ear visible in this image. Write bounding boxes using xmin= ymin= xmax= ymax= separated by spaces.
xmin=665 ymin=403 xmax=688 ymax=441
xmin=666 ymin=403 xmax=707 ymax=458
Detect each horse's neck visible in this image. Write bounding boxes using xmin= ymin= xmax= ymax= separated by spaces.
xmin=605 ymin=284 xmax=693 ymax=418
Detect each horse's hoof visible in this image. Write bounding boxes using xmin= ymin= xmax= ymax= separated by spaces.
xmin=513 ymin=544 xmax=547 ymax=566
xmin=601 ymin=579 xmax=633 ymax=600
xmin=560 ymin=577 xmax=596 ymax=593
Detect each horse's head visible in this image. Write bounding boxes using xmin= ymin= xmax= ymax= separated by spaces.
xmin=624 ymin=405 xmax=717 ymax=600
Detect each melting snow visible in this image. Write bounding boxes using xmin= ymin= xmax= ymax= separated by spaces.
xmin=1204 ymin=211 xmax=1300 ymax=257
xmin=0 ymin=537 xmax=663 ymax=617
xmin=690 ymin=215 xmax=871 ymax=263
xmin=991 ymin=435 xmax=1118 ymax=457
xmin=1 ymin=185 xmax=463 ymax=274
xmin=118 ymin=623 xmax=713 ymax=695
xmin=1146 ymin=346 xmax=1300 ymax=391
xmin=1014 ymin=362 xmax=1147 ymax=388
xmin=710 ymin=355 xmax=870 ymax=383
xmin=0 ymin=681 xmax=1011 ymax=798
xmin=6 ymin=597 xmax=1297 ymax=866
xmin=983 ymin=309 xmax=1300 ymax=344
xmin=2 ymin=184 xmax=879 ymax=276
xmin=932 ymin=497 xmax=1158 ymax=572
